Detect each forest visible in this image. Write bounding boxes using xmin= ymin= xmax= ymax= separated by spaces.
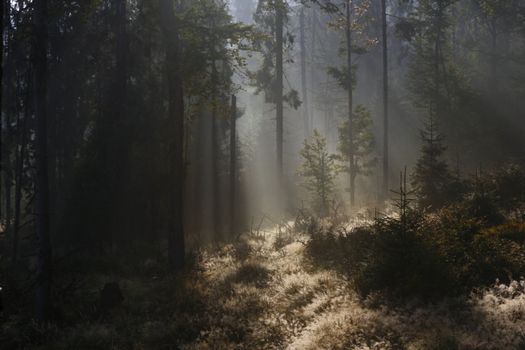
xmin=0 ymin=0 xmax=525 ymax=349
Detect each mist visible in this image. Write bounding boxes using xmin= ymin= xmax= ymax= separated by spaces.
xmin=1 ymin=0 xmax=525 ymax=348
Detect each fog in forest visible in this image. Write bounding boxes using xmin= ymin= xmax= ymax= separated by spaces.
xmin=1 ymin=0 xmax=525 ymax=348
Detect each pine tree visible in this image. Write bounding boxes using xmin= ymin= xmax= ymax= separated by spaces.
xmin=381 ymin=0 xmax=390 ymax=199
xmin=317 ymin=0 xmax=375 ymax=207
xmin=336 ymin=105 xmax=376 ymax=202
xmin=159 ymin=0 xmax=185 ymax=270
xmin=299 ymin=130 xmax=337 ymax=216
xmin=411 ymin=115 xmax=452 ymax=210
xmin=33 ymin=0 xmax=52 ymax=322
xmin=252 ymin=0 xmax=300 ymax=183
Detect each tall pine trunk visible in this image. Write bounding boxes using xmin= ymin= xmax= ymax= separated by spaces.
xmin=159 ymin=0 xmax=185 ymax=270
xmin=0 ymin=0 xmax=3 ymax=225
xmin=299 ymin=7 xmax=310 ymax=139
xmin=346 ymin=1 xmax=355 ymax=207
xmin=381 ymin=0 xmax=389 ymax=198
xmin=12 ymin=78 xmax=29 ymax=264
xmin=310 ymin=7 xmax=316 ymax=131
xmin=210 ymin=42 xmax=222 ymax=241
xmin=275 ymin=0 xmax=284 ymax=181
xmin=33 ymin=0 xmax=52 ymax=322
xmin=110 ymin=0 xmax=127 ymax=246
xmin=2 ymin=0 xmax=12 ymax=243
xmin=229 ymin=95 xmax=237 ymax=237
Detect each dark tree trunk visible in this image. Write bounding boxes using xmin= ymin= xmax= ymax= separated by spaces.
xmin=12 ymin=77 xmax=29 ymax=264
xmin=2 ymin=0 xmax=12 ymax=241
xmin=33 ymin=0 xmax=52 ymax=322
xmin=489 ymin=19 xmax=498 ymax=92
xmin=300 ymin=7 xmax=310 ymax=139
xmin=381 ymin=0 xmax=389 ymax=198
xmin=159 ymin=0 xmax=185 ymax=270
xmin=210 ymin=42 xmax=222 ymax=241
xmin=110 ymin=0 xmax=127 ymax=246
xmin=0 ymin=0 xmax=3 ymax=225
xmin=346 ymin=1 xmax=355 ymax=207
xmin=229 ymin=95 xmax=237 ymax=237
xmin=310 ymin=6 xmax=316 ymax=131
xmin=275 ymin=0 xmax=284 ymax=180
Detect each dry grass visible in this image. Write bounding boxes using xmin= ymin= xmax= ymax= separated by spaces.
xmin=3 ymin=224 xmax=525 ymax=349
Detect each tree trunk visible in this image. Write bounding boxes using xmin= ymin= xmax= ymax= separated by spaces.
xmin=33 ymin=0 xmax=52 ymax=322
xmin=0 ymin=0 xmax=3 ymax=225
xmin=230 ymin=95 xmax=237 ymax=237
xmin=159 ymin=0 xmax=185 ymax=270
xmin=381 ymin=0 xmax=389 ymax=198
xmin=310 ymin=6 xmax=316 ymax=131
xmin=275 ymin=0 xmax=284 ymax=181
xmin=489 ymin=19 xmax=498 ymax=92
xmin=2 ymin=0 xmax=12 ymax=242
xmin=433 ymin=3 xmax=444 ymax=120
xmin=110 ymin=0 xmax=127 ymax=246
xmin=346 ymin=0 xmax=355 ymax=207
xmin=300 ymin=7 xmax=310 ymax=139
xmin=12 ymin=78 xmax=29 ymax=264
xmin=210 ymin=42 xmax=222 ymax=241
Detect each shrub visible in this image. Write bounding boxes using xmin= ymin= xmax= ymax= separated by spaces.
xmin=306 ymin=201 xmax=525 ymax=299
xmin=349 ymin=212 xmax=453 ymax=298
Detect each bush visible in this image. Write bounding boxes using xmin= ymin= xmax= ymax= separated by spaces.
xmin=306 ymin=202 xmax=525 ymax=299
xmin=349 ymin=212 xmax=453 ymax=298
xmin=482 ymin=220 xmax=525 ymax=243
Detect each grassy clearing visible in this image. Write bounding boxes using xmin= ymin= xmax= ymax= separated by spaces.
xmin=2 ymin=222 xmax=525 ymax=349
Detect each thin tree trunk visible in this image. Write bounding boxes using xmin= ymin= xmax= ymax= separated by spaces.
xmin=229 ymin=95 xmax=237 ymax=237
xmin=110 ymin=0 xmax=127 ymax=247
xmin=310 ymin=6 xmax=316 ymax=131
xmin=300 ymin=7 xmax=310 ymax=139
xmin=33 ymin=0 xmax=52 ymax=322
xmin=0 ymin=0 xmax=4 ymax=225
xmin=346 ymin=0 xmax=355 ymax=207
xmin=381 ymin=0 xmax=389 ymax=198
xmin=12 ymin=75 xmax=29 ymax=264
xmin=159 ymin=0 xmax=185 ymax=270
xmin=210 ymin=39 xmax=222 ymax=241
xmin=275 ymin=0 xmax=284 ymax=181
xmin=2 ymin=0 xmax=12 ymax=239
xmin=489 ymin=19 xmax=498 ymax=92
xmin=433 ymin=3 xmax=444 ymax=120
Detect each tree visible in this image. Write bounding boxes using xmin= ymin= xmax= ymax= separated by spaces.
xmin=336 ymin=104 xmax=376 ymax=202
xmin=404 ymin=0 xmax=457 ymax=127
xmin=381 ymin=0 xmax=389 ymax=199
xmin=252 ymin=0 xmax=300 ymax=184
xmin=345 ymin=0 xmax=354 ymax=207
xmin=474 ymin=0 xmax=521 ymax=91
xmin=275 ymin=0 xmax=284 ymax=180
xmin=411 ymin=116 xmax=452 ymax=210
xmin=33 ymin=0 xmax=52 ymax=322
xmin=299 ymin=129 xmax=337 ymax=216
xmin=300 ymin=5 xmax=310 ymax=138
xmin=230 ymin=95 xmax=238 ymax=236
xmin=106 ymin=0 xmax=128 ymax=247
xmin=314 ymin=0 xmax=373 ymax=207
xmin=159 ymin=0 xmax=185 ymax=270
xmin=0 ymin=0 xmax=3 ymax=226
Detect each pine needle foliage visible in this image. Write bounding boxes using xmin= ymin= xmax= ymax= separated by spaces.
xmin=336 ymin=105 xmax=376 ymax=179
xmin=299 ymin=130 xmax=337 ymax=216
xmin=412 ymin=115 xmax=453 ymax=210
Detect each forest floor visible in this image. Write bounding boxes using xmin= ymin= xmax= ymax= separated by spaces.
xmin=3 ymin=222 xmax=525 ymax=349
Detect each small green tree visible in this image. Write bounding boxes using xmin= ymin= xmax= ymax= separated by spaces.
xmin=411 ymin=116 xmax=452 ymax=210
xmin=337 ymin=105 xmax=376 ymax=202
xmin=299 ymin=130 xmax=337 ymax=216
